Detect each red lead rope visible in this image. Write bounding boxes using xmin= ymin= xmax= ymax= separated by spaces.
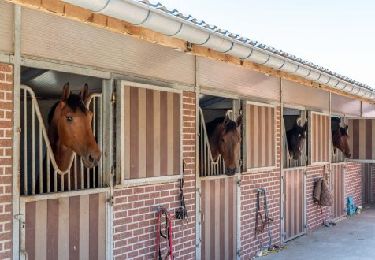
xmin=155 ymin=207 xmax=174 ymax=260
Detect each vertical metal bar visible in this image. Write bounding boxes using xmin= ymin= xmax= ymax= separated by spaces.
xmin=47 ymin=153 xmax=50 ymax=193
xmin=98 ymin=95 xmax=103 ymax=187
xmin=61 ymin=173 xmax=65 ymax=192
xmin=87 ymin=167 xmax=90 ymax=188
xmin=102 ymin=79 xmax=113 ymax=188
xmin=31 ymin=98 xmax=35 ymax=195
xmin=92 ymin=98 xmax=96 ymax=185
xmin=116 ymin=81 xmax=124 ymax=186
xmin=80 ymin=160 xmax=84 ymax=189
xmin=103 ymin=79 xmax=114 ymax=260
xmin=39 ymin=122 xmax=43 ymax=194
xmin=195 ymin=68 xmax=202 ymax=260
xmin=67 ymin=168 xmax=71 ymax=191
xmin=54 ymin=170 xmax=57 ymax=192
xmin=74 ymin=155 xmax=77 ymax=190
xmin=236 ymin=176 xmax=241 ymax=260
xmin=23 ymin=89 xmax=28 ymax=195
xmin=13 ymin=6 xmax=21 ymax=259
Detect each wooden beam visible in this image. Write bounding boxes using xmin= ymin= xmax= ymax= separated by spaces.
xmin=7 ymin=0 xmax=375 ymax=103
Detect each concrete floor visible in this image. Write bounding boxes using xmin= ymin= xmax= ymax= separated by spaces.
xmin=261 ymin=208 xmax=375 ymax=260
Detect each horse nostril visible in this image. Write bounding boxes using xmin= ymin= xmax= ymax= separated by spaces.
xmin=89 ymin=154 xmax=95 ymax=163
xmin=225 ymin=168 xmax=236 ymax=176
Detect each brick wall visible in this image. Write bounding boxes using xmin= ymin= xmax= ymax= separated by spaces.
xmin=345 ymin=162 xmax=362 ymax=207
xmin=112 ymin=91 xmax=196 ymax=259
xmin=240 ymin=107 xmax=281 ymax=259
xmin=0 ymin=63 xmax=13 ymax=260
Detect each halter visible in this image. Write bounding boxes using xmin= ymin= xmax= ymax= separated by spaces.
xmin=155 ymin=207 xmax=174 ymax=260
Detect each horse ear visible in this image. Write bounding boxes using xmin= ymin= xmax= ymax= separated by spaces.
xmin=80 ymin=83 xmax=89 ymax=103
xmin=236 ymin=114 xmax=243 ymax=127
xmin=223 ymin=114 xmax=230 ymax=125
xmin=61 ymin=82 xmax=70 ymax=101
xmin=296 ymin=117 xmax=302 ymax=127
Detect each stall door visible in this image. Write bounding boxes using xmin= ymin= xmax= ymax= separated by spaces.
xmin=362 ymin=163 xmax=374 ymax=205
xmin=283 ymin=168 xmax=305 ymax=241
xmin=21 ymin=191 xmax=108 ymax=260
xmin=201 ymin=177 xmax=237 ymax=260
xmin=331 ymin=164 xmax=345 ymax=219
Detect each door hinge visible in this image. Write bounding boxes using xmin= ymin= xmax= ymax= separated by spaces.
xmin=107 ymin=196 xmax=114 ymax=206
xmin=14 ymin=214 xmax=25 ymax=228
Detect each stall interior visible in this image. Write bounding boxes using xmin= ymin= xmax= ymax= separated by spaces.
xmin=199 ymin=94 xmax=243 ymax=177
xmin=20 ymin=67 xmax=103 ymax=195
xmin=331 ymin=116 xmax=347 ymax=163
xmin=283 ymin=107 xmax=308 ymax=168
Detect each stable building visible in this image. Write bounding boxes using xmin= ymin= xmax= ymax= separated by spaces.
xmin=0 ymin=0 xmax=375 ymax=259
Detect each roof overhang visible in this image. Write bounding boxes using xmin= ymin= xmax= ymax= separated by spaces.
xmin=9 ymin=0 xmax=375 ymax=102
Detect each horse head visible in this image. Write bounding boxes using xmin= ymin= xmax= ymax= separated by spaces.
xmin=286 ymin=118 xmax=307 ymax=160
xmin=48 ymin=83 xmax=101 ymax=171
xmin=215 ymin=114 xmax=242 ymax=176
xmin=332 ymin=122 xmax=351 ymax=158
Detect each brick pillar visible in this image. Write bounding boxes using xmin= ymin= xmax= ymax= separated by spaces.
xmin=0 ymin=63 xmax=13 ymax=260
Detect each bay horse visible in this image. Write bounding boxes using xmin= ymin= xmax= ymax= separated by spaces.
xmin=286 ymin=118 xmax=307 ymax=160
xmin=206 ymin=114 xmax=242 ymax=176
xmin=47 ymin=83 xmax=101 ymax=182
xmin=331 ymin=117 xmax=351 ymax=158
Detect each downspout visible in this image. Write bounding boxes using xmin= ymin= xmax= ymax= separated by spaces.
xmin=61 ymin=0 xmax=375 ymax=100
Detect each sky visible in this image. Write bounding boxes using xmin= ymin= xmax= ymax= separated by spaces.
xmin=157 ymin=0 xmax=375 ymax=87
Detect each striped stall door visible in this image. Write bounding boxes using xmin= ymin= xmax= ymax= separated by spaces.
xmin=310 ymin=112 xmax=330 ymax=163
xmin=201 ymin=177 xmax=237 ymax=260
xmin=122 ymin=85 xmax=181 ymax=180
xmin=245 ymin=104 xmax=276 ymax=169
xmin=283 ymin=168 xmax=305 ymax=241
xmin=331 ymin=164 xmax=345 ymax=219
xmin=348 ymin=119 xmax=375 ymax=160
xmin=22 ymin=192 xmax=107 ymax=260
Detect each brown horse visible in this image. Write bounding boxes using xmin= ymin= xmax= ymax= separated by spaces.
xmin=332 ymin=117 xmax=351 ymax=158
xmin=286 ymin=118 xmax=308 ymax=160
xmin=47 ymin=83 xmax=101 ymax=172
xmin=206 ymin=115 xmax=242 ymax=176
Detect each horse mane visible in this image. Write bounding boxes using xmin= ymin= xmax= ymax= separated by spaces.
xmin=206 ymin=116 xmax=237 ymax=136
xmin=47 ymin=94 xmax=88 ymax=124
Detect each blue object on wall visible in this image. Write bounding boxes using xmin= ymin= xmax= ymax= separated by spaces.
xmin=347 ymin=196 xmax=356 ymax=216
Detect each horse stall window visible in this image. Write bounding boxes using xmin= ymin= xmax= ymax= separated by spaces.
xmin=118 ymin=83 xmax=181 ymax=183
xmin=347 ymin=118 xmax=375 ymax=160
xmin=331 ymin=117 xmax=350 ymax=163
xmin=283 ymin=107 xmax=308 ymax=168
xmin=20 ymin=67 xmax=104 ymax=195
xmin=199 ymin=95 xmax=243 ymax=177
xmin=244 ymin=102 xmax=276 ymax=170
xmin=309 ymin=112 xmax=330 ymax=164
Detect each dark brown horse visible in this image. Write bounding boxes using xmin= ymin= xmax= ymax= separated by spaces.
xmin=286 ymin=119 xmax=307 ymax=160
xmin=332 ymin=117 xmax=351 ymax=158
xmin=47 ymin=83 xmax=101 ymax=172
xmin=206 ymin=115 xmax=242 ymax=176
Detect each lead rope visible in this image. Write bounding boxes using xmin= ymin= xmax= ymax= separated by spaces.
xmin=155 ymin=207 xmax=174 ymax=260
xmin=254 ymin=188 xmax=273 ymax=251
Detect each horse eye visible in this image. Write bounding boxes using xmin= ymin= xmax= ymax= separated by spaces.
xmin=66 ymin=116 xmax=73 ymax=122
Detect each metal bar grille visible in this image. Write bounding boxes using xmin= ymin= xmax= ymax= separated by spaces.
xmin=283 ymin=124 xmax=307 ymax=168
xmin=199 ymin=108 xmax=225 ymax=177
xmin=20 ymin=85 xmax=103 ymax=196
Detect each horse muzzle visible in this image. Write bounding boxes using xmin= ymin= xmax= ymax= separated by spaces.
xmin=225 ymin=167 xmax=237 ymax=176
xmin=82 ymin=150 xmax=101 ymax=168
